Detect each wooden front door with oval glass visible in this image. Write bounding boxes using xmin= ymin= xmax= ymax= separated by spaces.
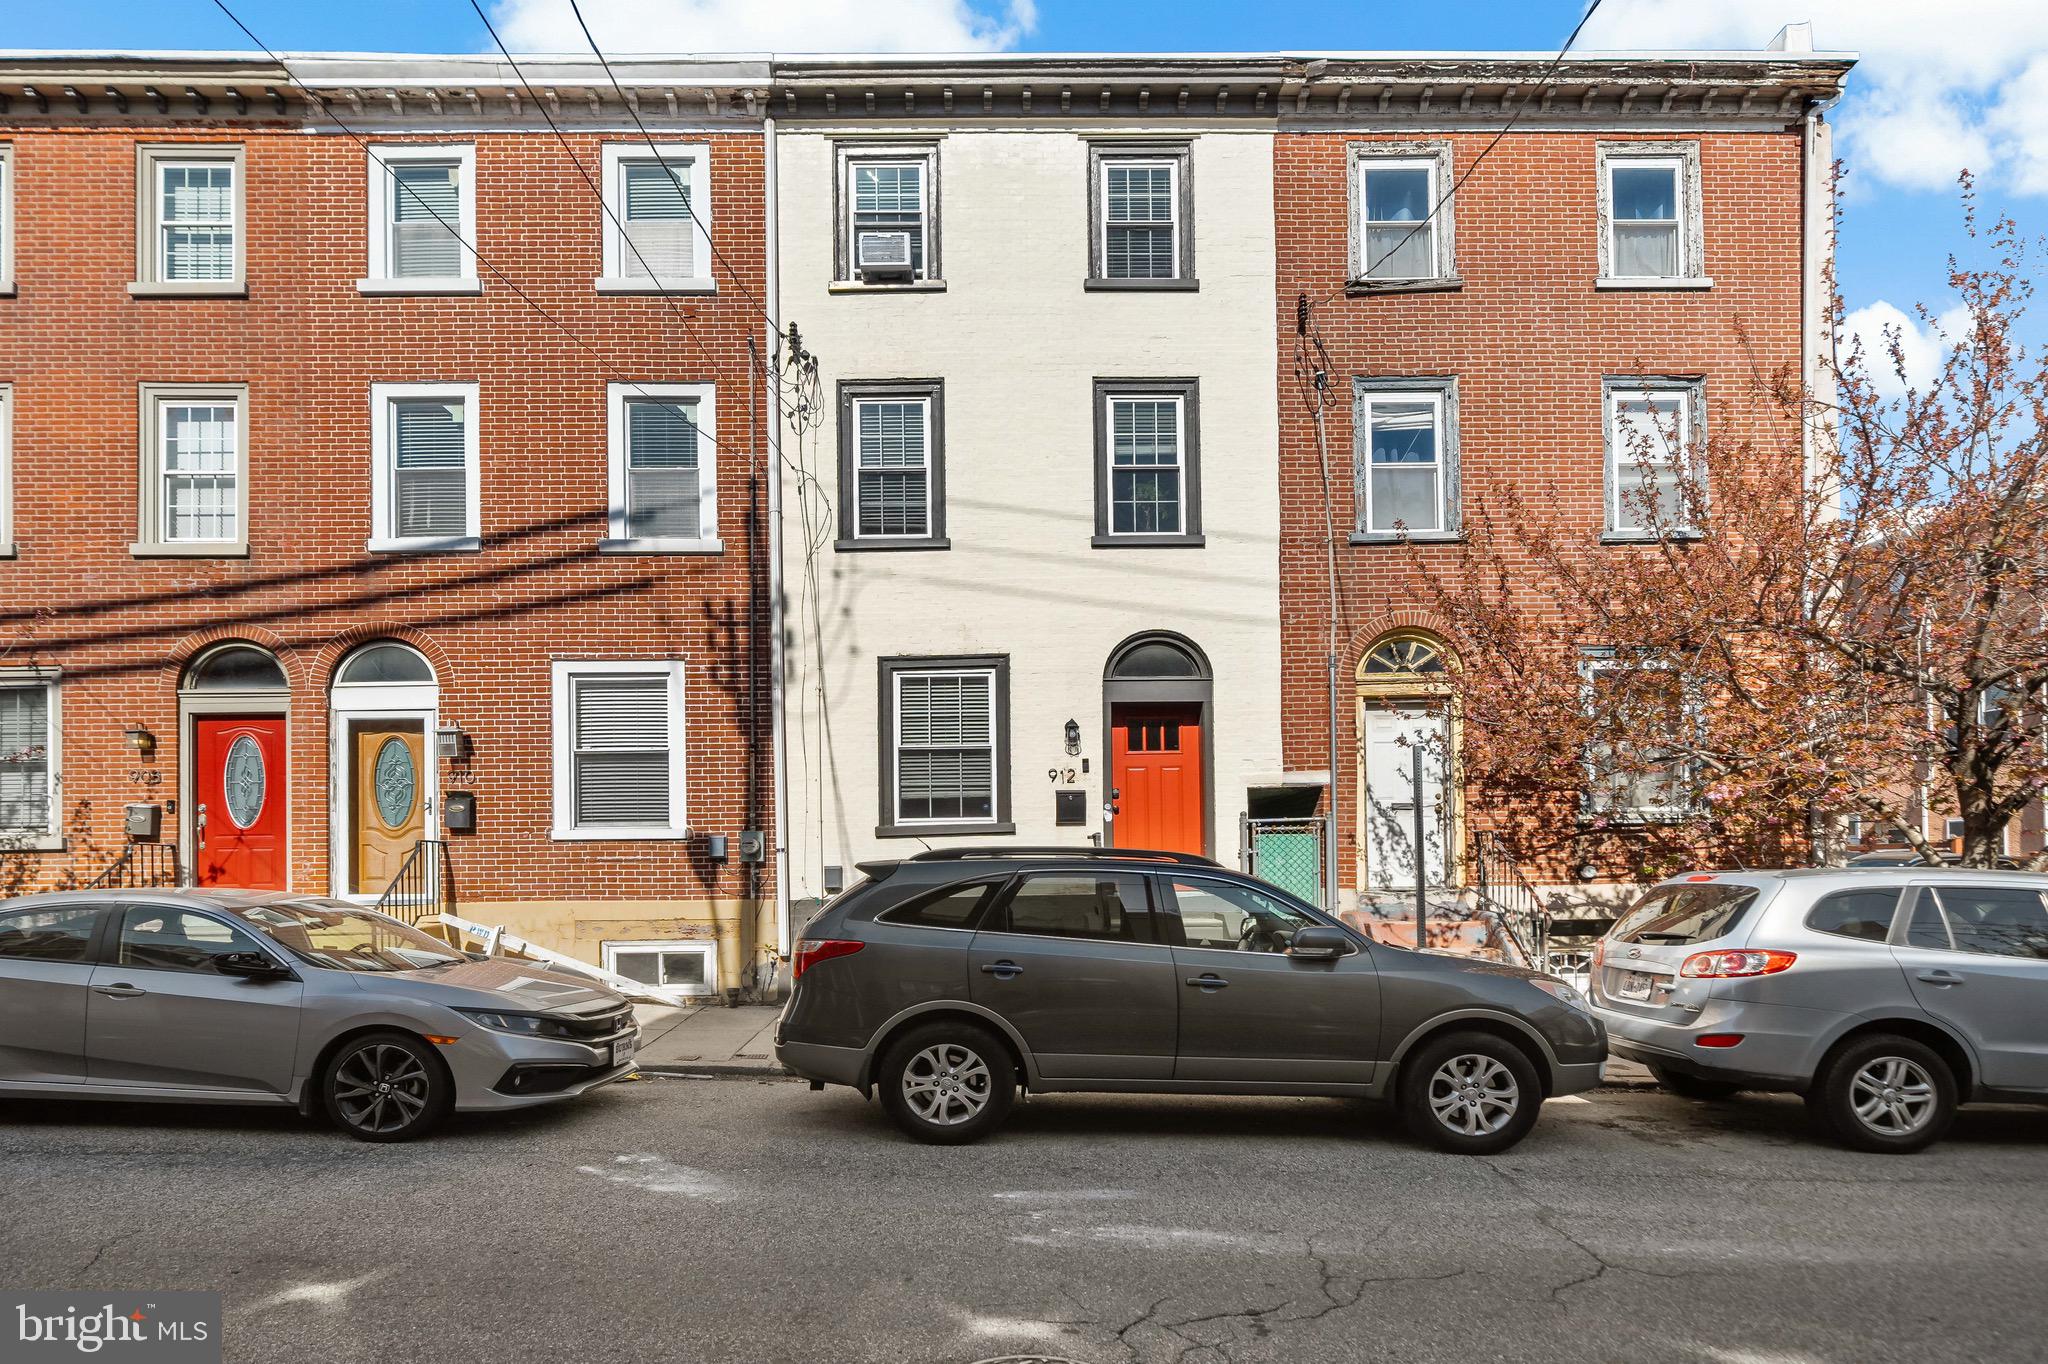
xmin=193 ymin=715 xmax=287 ymax=889
xmin=350 ymin=720 xmax=426 ymax=895
xmin=1111 ymin=703 xmax=1205 ymax=855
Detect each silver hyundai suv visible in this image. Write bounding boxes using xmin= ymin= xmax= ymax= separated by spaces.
xmin=776 ymin=848 xmax=1606 ymax=1154
xmin=0 ymin=889 xmax=639 ymax=1141
xmin=1589 ymin=869 xmax=2048 ymax=1152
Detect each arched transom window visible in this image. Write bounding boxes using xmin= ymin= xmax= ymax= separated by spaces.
xmin=1360 ymin=634 xmax=1448 ymax=681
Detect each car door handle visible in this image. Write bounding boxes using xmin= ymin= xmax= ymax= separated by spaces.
xmin=980 ymin=961 xmax=1023 ymax=979
xmin=1916 ymin=969 xmax=1965 ymax=986
xmin=1185 ymin=974 xmax=1230 ymax=989
xmin=92 ymin=983 xmax=147 ymax=999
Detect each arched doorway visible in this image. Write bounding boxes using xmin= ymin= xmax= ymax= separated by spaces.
xmin=1104 ymin=633 xmax=1212 ymax=856
xmin=1355 ymin=631 xmax=1455 ymax=894
xmin=179 ymin=643 xmax=290 ymax=890
xmin=328 ymin=642 xmax=439 ymax=899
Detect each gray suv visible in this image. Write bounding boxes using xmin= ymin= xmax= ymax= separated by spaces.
xmin=775 ymin=848 xmax=1606 ymax=1153
xmin=1589 ymin=869 xmax=2048 ymax=1152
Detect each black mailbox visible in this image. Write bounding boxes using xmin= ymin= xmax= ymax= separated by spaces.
xmin=1055 ymin=790 xmax=1086 ymax=826
xmin=443 ymin=791 xmax=477 ymax=833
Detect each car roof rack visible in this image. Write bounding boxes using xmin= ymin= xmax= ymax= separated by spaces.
xmin=907 ymin=846 xmax=1222 ymax=867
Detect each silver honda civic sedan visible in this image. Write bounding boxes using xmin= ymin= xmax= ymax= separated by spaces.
xmin=0 ymin=889 xmax=639 ymax=1141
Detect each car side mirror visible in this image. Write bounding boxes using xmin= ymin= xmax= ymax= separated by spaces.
xmin=217 ymin=950 xmax=292 ymax=980
xmin=1288 ymin=925 xmax=1351 ymax=961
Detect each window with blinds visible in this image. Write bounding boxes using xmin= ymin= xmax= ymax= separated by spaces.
xmin=851 ymin=160 xmax=926 ymax=277
xmin=894 ymin=670 xmax=995 ymax=823
xmin=855 ymin=398 xmax=930 ymax=538
xmin=159 ymin=401 xmax=239 ymax=542
xmin=390 ymin=398 xmax=468 ymax=539
xmin=567 ymin=672 xmax=675 ymax=830
xmin=625 ymin=397 xmax=701 ymax=539
xmin=389 ymin=161 xmax=463 ymax=279
xmin=1102 ymin=161 xmax=1177 ymax=279
xmin=620 ymin=161 xmax=694 ymax=281
xmin=1357 ymin=393 xmax=1444 ymax=535
xmin=1106 ymin=397 xmax=1184 ymax=535
xmin=0 ymin=682 xmax=51 ymax=834
xmin=157 ymin=162 xmax=235 ymax=282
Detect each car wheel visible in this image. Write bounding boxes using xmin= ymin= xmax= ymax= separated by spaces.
xmin=1649 ymin=1065 xmax=1743 ymax=1101
xmin=1806 ymin=1034 xmax=1955 ymax=1154
xmin=1398 ymin=1030 xmax=1544 ymax=1155
xmin=322 ymin=1031 xmax=452 ymax=1143
xmin=876 ymin=1022 xmax=1015 ymax=1146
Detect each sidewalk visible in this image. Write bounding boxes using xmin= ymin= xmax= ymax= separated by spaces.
xmin=628 ymin=1001 xmax=1661 ymax=1088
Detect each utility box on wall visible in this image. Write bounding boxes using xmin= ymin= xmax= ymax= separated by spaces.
xmin=123 ymin=803 xmax=161 ymax=840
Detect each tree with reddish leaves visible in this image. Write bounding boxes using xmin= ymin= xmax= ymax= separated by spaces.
xmin=1416 ymin=182 xmax=2047 ymax=872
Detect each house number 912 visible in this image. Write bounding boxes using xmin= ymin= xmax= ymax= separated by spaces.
xmin=1047 ymin=768 xmax=1078 ymax=785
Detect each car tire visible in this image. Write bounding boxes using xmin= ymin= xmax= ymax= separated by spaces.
xmin=322 ymin=1031 xmax=453 ymax=1143
xmin=1397 ymin=1030 xmax=1545 ymax=1155
xmin=1649 ymin=1065 xmax=1743 ymax=1101
xmin=876 ymin=1021 xmax=1015 ymax=1146
xmin=1806 ymin=1034 xmax=1956 ymax=1154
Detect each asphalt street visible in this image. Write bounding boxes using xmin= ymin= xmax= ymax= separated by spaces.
xmin=3 ymin=1076 xmax=2046 ymax=1364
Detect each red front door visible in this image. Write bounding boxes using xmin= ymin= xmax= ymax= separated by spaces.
xmin=1111 ymin=703 xmax=1205 ymax=855
xmin=193 ymin=715 xmax=287 ymax=889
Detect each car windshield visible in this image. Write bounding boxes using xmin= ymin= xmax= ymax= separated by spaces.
xmin=1612 ymin=883 xmax=1759 ymax=946
xmin=235 ymin=899 xmax=468 ymax=973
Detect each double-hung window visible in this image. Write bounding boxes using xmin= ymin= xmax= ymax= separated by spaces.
xmin=1089 ymin=143 xmax=1193 ymax=286
xmin=837 ymin=380 xmax=946 ymax=550
xmin=1604 ymin=378 xmax=1703 ymax=538
xmin=369 ymin=383 xmax=480 ymax=553
xmin=132 ymin=144 xmax=244 ymax=294
xmin=362 ymin=145 xmax=477 ymax=293
xmin=0 ymin=384 xmax=12 ymax=557
xmin=837 ymin=144 xmax=938 ymax=284
xmin=0 ymin=143 xmax=13 ymax=295
xmin=0 ymin=669 xmax=59 ymax=849
xmin=604 ymin=383 xmax=719 ymax=552
xmin=551 ymin=660 xmax=689 ymax=840
xmin=1581 ymin=653 xmax=1695 ymax=822
xmin=1597 ymin=143 xmax=1707 ymax=287
xmin=135 ymin=384 xmax=248 ymax=556
xmin=1350 ymin=143 xmax=1455 ymax=287
xmin=598 ymin=144 xmax=713 ymax=293
xmin=879 ymin=656 xmax=1011 ymax=836
xmin=1353 ymin=377 xmax=1458 ymax=540
xmin=1093 ymin=379 xmax=1202 ymax=547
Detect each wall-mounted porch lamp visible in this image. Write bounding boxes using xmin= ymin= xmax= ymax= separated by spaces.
xmin=1064 ymin=718 xmax=1081 ymax=756
xmin=124 ymin=723 xmax=156 ymax=762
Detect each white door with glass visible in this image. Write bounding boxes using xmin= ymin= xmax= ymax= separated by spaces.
xmin=1362 ymin=707 xmax=1448 ymax=891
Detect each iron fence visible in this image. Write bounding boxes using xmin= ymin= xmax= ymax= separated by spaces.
xmin=373 ymin=840 xmax=449 ymax=924
xmin=84 ymin=841 xmax=182 ymax=890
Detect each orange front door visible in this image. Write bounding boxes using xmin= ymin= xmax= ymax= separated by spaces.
xmin=351 ymin=720 xmax=426 ymax=895
xmin=1111 ymin=704 xmax=1204 ymax=855
xmin=193 ymin=715 xmax=287 ymax=889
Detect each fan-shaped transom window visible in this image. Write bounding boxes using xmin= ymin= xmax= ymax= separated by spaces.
xmin=181 ymin=644 xmax=286 ymax=691
xmin=334 ymin=643 xmax=434 ymax=687
xmin=1360 ymin=634 xmax=1447 ymax=679
xmin=1109 ymin=637 xmax=1205 ymax=680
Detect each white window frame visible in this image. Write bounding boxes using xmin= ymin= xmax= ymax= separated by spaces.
xmin=368 ymin=382 xmax=481 ymax=554
xmin=1101 ymin=392 xmax=1189 ymax=539
xmin=550 ymin=659 xmax=690 ymax=841
xmin=891 ymin=665 xmax=999 ymax=830
xmin=0 ymin=143 xmax=16 ymax=296
xmin=836 ymin=145 xmax=939 ymax=286
xmin=1098 ymin=157 xmax=1180 ymax=281
xmin=601 ymin=939 xmax=718 ymax=996
xmin=0 ymin=384 xmax=12 ymax=558
xmin=1596 ymin=142 xmax=1710 ymax=289
xmin=134 ymin=383 xmax=249 ymax=557
xmin=360 ymin=144 xmax=479 ymax=295
xmin=0 ymin=667 xmax=61 ymax=850
xmin=851 ymin=394 xmax=935 ymax=542
xmin=596 ymin=143 xmax=713 ymax=294
xmin=131 ymin=143 xmax=245 ymax=296
xmin=1355 ymin=385 xmax=1455 ymax=538
xmin=1349 ymin=144 xmax=1456 ymax=286
xmin=602 ymin=382 xmax=720 ymax=553
xmin=1604 ymin=380 xmax=1702 ymax=539
xmin=1579 ymin=654 xmax=1695 ymax=824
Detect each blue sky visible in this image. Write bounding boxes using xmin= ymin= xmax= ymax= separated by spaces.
xmin=15 ymin=0 xmax=2048 ymax=383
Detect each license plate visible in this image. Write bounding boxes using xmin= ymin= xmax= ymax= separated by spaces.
xmin=1616 ymin=971 xmax=1655 ymax=1001
xmin=611 ymin=1033 xmax=638 ymax=1067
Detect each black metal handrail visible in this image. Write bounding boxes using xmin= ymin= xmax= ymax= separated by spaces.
xmin=84 ymin=842 xmax=182 ymax=890
xmin=1470 ymin=831 xmax=1549 ymax=970
xmin=373 ymin=840 xmax=449 ymax=924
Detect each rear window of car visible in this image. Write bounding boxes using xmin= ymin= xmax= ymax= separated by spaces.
xmin=1612 ymin=884 xmax=1759 ymax=946
xmin=875 ymin=879 xmax=1004 ymax=930
xmin=1805 ymin=888 xmax=1902 ymax=943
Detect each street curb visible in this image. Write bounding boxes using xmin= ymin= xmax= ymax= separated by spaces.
xmin=635 ymin=1063 xmax=1667 ymax=1092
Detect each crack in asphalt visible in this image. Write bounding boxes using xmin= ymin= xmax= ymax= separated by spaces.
xmin=1487 ymin=1164 xmax=1694 ymax=1305
xmin=75 ymin=1235 xmax=119 ymax=1280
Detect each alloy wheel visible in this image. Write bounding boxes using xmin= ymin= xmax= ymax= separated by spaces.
xmin=1427 ymin=1053 xmax=1520 ymax=1137
xmin=901 ymin=1043 xmax=992 ymax=1126
xmin=1849 ymin=1056 xmax=1937 ymax=1136
xmin=333 ymin=1043 xmax=433 ymax=1135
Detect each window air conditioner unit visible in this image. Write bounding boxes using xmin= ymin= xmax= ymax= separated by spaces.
xmin=857 ymin=231 xmax=915 ymax=280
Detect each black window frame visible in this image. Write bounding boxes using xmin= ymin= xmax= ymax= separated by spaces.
xmin=875 ymin=653 xmax=1014 ymax=839
xmin=1092 ymin=377 xmax=1203 ymax=549
xmin=1085 ymin=139 xmax=1197 ymax=291
xmin=833 ymin=141 xmax=942 ymax=287
xmin=872 ymin=876 xmax=1012 ymax=932
xmin=836 ymin=378 xmax=949 ymax=552
xmin=1920 ymin=884 xmax=2048 ymax=960
xmin=1803 ymin=887 xmax=1905 ymax=944
xmin=0 ymin=901 xmax=111 ymax=965
xmin=986 ymin=868 xmax=1161 ymax=944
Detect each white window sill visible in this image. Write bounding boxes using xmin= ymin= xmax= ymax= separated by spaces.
xmin=0 ymin=833 xmax=66 ymax=852
xmin=1595 ymin=276 xmax=1714 ymax=291
xmin=550 ymin=825 xmax=693 ymax=842
xmin=593 ymin=276 xmax=717 ymax=295
xmin=829 ymin=279 xmax=947 ymax=294
xmin=356 ymin=277 xmax=483 ymax=295
xmin=0 ymin=281 xmax=15 ymax=297
xmin=367 ymin=536 xmax=482 ymax=554
xmin=597 ymin=537 xmax=725 ymax=555
xmin=127 ymin=280 xmax=247 ymax=298
xmin=0 ymin=543 xmax=15 ymax=559
xmin=130 ymin=541 xmax=250 ymax=559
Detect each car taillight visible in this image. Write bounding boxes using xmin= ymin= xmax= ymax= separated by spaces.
xmin=1679 ymin=948 xmax=1796 ymax=979
xmin=1591 ymin=940 xmax=1606 ymax=969
xmin=793 ymin=938 xmax=864 ymax=980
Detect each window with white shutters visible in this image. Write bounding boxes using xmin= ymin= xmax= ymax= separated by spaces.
xmin=363 ymin=145 xmax=475 ymax=291
xmin=0 ymin=674 xmax=57 ymax=841
xmin=1604 ymin=379 xmax=1703 ymax=537
xmin=598 ymin=145 xmax=712 ymax=293
xmin=135 ymin=384 xmax=247 ymax=556
xmin=1596 ymin=143 xmax=1706 ymax=287
xmin=1102 ymin=161 xmax=1176 ymax=279
xmin=370 ymin=384 xmax=479 ymax=552
xmin=894 ymin=670 xmax=995 ymax=824
xmin=551 ymin=661 xmax=687 ymax=839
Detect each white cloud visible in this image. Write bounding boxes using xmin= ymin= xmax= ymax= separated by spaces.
xmin=488 ymin=0 xmax=1036 ymax=54
xmin=1578 ymin=1 xmax=2048 ymax=198
xmin=1839 ymin=299 xmax=1974 ymax=398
